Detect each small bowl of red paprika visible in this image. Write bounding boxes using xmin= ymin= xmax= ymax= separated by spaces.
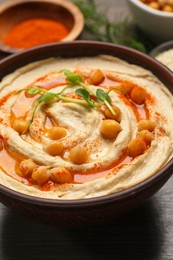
xmin=0 ymin=0 xmax=84 ymax=54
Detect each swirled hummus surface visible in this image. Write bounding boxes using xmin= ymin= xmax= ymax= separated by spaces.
xmin=0 ymin=55 xmax=173 ymax=199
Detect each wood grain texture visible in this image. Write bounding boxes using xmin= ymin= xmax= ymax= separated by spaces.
xmin=0 ymin=0 xmax=172 ymax=259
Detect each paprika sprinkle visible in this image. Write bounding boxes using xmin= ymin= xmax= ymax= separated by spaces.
xmin=4 ymin=18 xmax=69 ymax=49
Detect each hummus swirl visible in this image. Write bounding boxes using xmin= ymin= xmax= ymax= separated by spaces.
xmin=0 ymin=55 xmax=173 ymax=199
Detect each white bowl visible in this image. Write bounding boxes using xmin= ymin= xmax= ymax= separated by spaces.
xmin=126 ymin=0 xmax=173 ymax=43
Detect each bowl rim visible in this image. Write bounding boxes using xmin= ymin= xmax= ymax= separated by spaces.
xmin=150 ymin=40 xmax=173 ymax=57
xmin=0 ymin=0 xmax=84 ymax=54
xmin=127 ymin=0 xmax=173 ymax=17
xmin=0 ymin=157 xmax=173 ymax=207
xmin=0 ymin=40 xmax=173 ymax=207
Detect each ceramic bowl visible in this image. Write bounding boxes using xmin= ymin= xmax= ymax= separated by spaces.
xmin=0 ymin=0 xmax=84 ymax=54
xmin=150 ymin=40 xmax=173 ymax=71
xmin=150 ymin=40 xmax=173 ymax=57
xmin=0 ymin=41 xmax=172 ymax=226
xmin=126 ymin=0 xmax=173 ymax=43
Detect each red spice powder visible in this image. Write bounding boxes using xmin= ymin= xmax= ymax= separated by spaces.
xmin=4 ymin=18 xmax=69 ymax=49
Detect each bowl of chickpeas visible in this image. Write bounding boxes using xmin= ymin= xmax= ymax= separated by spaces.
xmin=0 ymin=41 xmax=173 ymax=226
xmin=126 ymin=0 xmax=173 ymax=43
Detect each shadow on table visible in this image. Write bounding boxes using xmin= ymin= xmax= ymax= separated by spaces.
xmin=1 ymin=199 xmax=162 ymax=260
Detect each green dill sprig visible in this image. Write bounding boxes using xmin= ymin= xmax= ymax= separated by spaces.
xmin=73 ymin=0 xmax=150 ymax=52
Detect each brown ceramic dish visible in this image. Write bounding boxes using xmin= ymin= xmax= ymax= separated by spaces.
xmin=0 ymin=41 xmax=173 ymax=226
xmin=0 ymin=0 xmax=84 ymax=54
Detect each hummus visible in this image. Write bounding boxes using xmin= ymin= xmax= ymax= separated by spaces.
xmin=0 ymin=55 xmax=173 ymax=199
xmin=156 ymin=48 xmax=173 ymax=71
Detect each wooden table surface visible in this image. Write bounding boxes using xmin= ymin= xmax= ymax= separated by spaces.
xmin=0 ymin=1 xmax=173 ymax=259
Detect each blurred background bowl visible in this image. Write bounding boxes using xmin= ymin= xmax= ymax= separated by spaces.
xmin=0 ymin=41 xmax=173 ymax=226
xmin=0 ymin=0 xmax=84 ymax=54
xmin=126 ymin=0 xmax=173 ymax=43
xmin=150 ymin=40 xmax=173 ymax=57
xmin=150 ymin=40 xmax=173 ymax=71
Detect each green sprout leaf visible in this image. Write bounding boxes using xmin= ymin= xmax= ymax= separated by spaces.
xmin=15 ymin=69 xmax=122 ymax=133
xmin=38 ymin=92 xmax=57 ymax=104
xmin=96 ymin=88 xmax=116 ymax=115
xmin=76 ymin=88 xmax=99 ymax=107
xmin=64 ymin=70 xmax=82 ymax=85
xmin=27 ymin=87 xmax=42 ymax=95
xmin=26 ymin=93 xmax=58 ymax=130
xmin=15 ymin=86 xmax=46 ymax=96
xmin=65 ymin=69 xmax=95 ymax=95
xmin=96 ymin=88 xmax=111 ymax=104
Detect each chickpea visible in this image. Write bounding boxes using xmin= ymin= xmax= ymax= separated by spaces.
xmin=50 ymin=167 xmax=73 ymax=184
xmin=127 ymin=138 xmax=146 ymax=158
xmin=141 ymin=0 xmax=173 ymax=11
xmin=137 ymin=130 xmax=154 ymax=146
xmin=138 ymin=119 xmax=155 ymax=132
xmin=19 ymin=159 xmax=37 ymax=178
xmin=69 ymin=145 xmax=89 ymax=164
xmin=45 ymin=141 xmax=64 ymax=156
xmin=116 ymin=82 xmax=132 ymax=95
xmin=48 ymin=126 xmax=67 ymax=140
xmin=12 ymin=119 xmax=28 ymax=134
xmin=116 ymin=81 xmax=133 ymax=95
xmin=74 ymin=70 xmax=85 ymax=82
xmin=162 ymin=4 xmax=173 ymax=11
xmin=168 ymin=0 xmax=173 ymax=6
xmin=87 ymin=69 xmax=104 ymax=85
xmin=130 ymin=87 xmax=146 ymax=105
xmin=32 ymin=166 xmax=50 ymax=185
xmin=100 ymin=119 xmax=121 ymax=140
xmin=104 ymin=106 xmax=122 ymax=122
xmin=149 ymin=2 xmax=160 ymax=9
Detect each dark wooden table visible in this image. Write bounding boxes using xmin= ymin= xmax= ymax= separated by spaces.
xmin=0 ymin=1 xmax=173 ymax=259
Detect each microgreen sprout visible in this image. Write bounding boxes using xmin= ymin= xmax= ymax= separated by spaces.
xmin=96 ymin=88 xmax=115 ymax=115
xmin=65 ymin=69 xmax=95 ymax=95
xmin=15 ymin=70 xmax=122 ymax=132
xmin=64 ymin=70 xmax=82 ymax=85
xmin=76 ymin=88 xmax=100 ymax=107
xmin=27 ymin=87 xmax=46 ymax=95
